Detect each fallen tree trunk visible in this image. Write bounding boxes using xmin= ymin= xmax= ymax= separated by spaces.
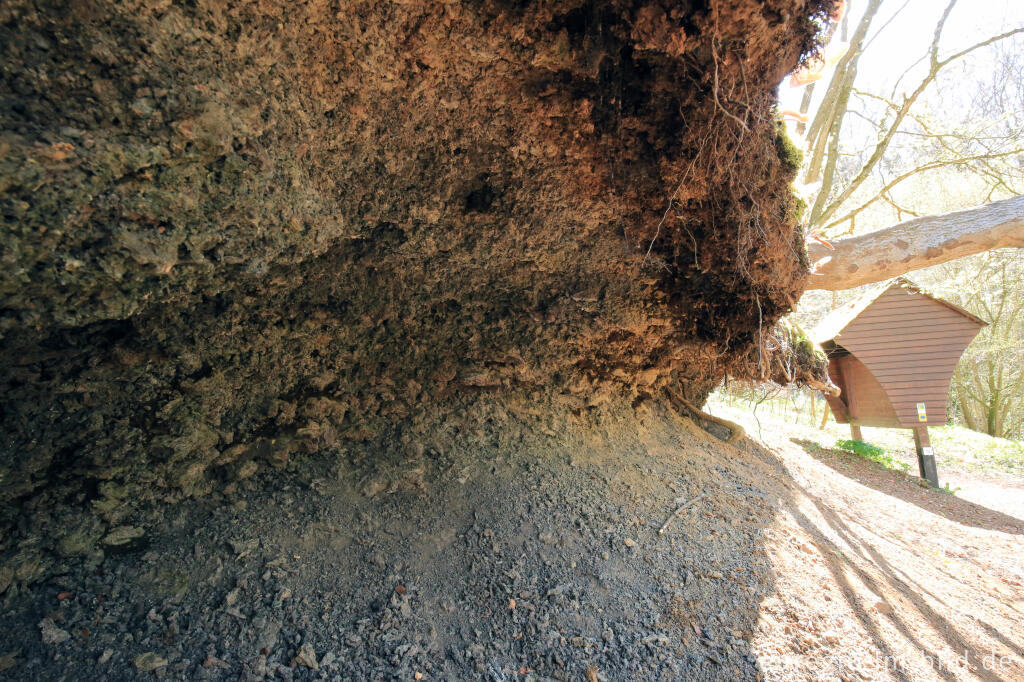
xmin=806 ymin=195 xmax=1024 ymax=290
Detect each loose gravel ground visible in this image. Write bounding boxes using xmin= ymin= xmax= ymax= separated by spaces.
xmin=1 ymin=398 xmax=1021 ymax=681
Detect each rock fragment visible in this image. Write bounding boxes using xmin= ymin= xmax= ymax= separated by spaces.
xmin=133 ymin=652 xmax=168 ymax=672
xmin=103 ymin=526 xmax=145 ymax=547
xmin=294 ymin=641 xmax=318 ymax=670
xmin=38 ymin=618 xmax=70 ymax=645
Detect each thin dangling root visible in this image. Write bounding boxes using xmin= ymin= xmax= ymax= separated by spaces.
xmin=666 ymin=388 xmax=746 ymax=444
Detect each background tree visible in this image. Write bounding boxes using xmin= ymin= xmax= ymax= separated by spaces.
xmin=783 ymin=0 xmax=1024 ymax=438
xmin=798 ymin=0 xmax=1024 ymax=235
xmin=940 ymin=252 xmax=1024 ymax=439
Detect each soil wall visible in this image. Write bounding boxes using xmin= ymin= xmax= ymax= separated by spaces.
xmin=0 ymin=0 xmax=830 ymax=586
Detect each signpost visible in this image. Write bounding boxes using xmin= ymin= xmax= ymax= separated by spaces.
xmin=913 ymin=426 xmax=939 ymax=488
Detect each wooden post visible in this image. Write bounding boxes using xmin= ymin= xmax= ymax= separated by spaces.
xmin=837 ymin=358 xmax=862 ymax=440
xmin=913 ymin=426 xmax=939 ymax=488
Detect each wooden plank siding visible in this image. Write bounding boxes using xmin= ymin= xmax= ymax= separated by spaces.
xmin=832 ymin=286 xmax=984 ymax=427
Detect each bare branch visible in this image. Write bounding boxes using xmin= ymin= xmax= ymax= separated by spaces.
xmin=807 ymin=195 xmax=1024 ymax=290
xmin=938 ymin=26 xmax=1024 ymax=69
xmin=821 ymin=150 xmax=1024 ymax=233
xmin=812 ymin=6 xmax=1024 ymax=228
xmin=803 ymin=0 xmax=884 ymax=185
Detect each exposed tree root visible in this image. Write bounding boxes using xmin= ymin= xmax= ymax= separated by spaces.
xmin=0 ymin=0 xmax=833 ymax=589
xmin=666 ymin=388 xmax=746 ymax=444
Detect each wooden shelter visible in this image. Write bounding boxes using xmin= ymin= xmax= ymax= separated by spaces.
xmin=812 ymin=278 xmax=986 ymax=487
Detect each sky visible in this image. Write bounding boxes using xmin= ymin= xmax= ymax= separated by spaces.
xmin=779 ymin=0 xmax=1024 ymax=124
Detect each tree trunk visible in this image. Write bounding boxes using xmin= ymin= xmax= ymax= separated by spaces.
xmin=806 ymin=195 xmax=1024 ymax=290
xmin=956 ymin=383 xmax=982 ymax=432
xmin=803 ymin=0 xmax=883 ymax=189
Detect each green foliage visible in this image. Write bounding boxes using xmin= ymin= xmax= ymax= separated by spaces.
xmin=779 ymin=318 xmax=818 ymax=357
xmin=792 ymin=195 xmax=808 ymax=225
xmin=924 ymin=423 xmax=1024 ymax=475
xmin=939 ymin=482 xmax=961 ymax=496
xmin=836 ymin=439 xmax=910 ymax=472
xmin=836 ymin=438 xmax=883 ymax=457
xmin=774 ymin=317 xmax=829 ymax=386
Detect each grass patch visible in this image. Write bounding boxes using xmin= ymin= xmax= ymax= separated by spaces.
xmin=836 ymin=439 xmax=910 ymax=473
xmin=938 ymin=482 xmax=961 ymax=495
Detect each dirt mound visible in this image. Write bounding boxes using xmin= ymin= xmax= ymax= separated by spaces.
xmin=0 ymin=397 xmax=795 ymax=680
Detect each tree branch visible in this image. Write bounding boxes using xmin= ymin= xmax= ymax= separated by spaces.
xmin=812 ymin=4 xmax=1024 ymax=228
xmin=806 ymin=195 xmax=1024 ymax=290
xmin=803 ymin=0 xmax=884 ymax=185
xmin=820 ymin=149 xmax=1024 ymax=233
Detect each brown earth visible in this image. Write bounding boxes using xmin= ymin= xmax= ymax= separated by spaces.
xmin=9 ymin=4 xmax=1016 ymax=680
xmin=715 ymin=405 xmax=1024 ymax=682
xmin=0 ymin=396 xmax=1019 ymax=680
xmin=789 ymin=441 xmax=1024 ymax=535
xmin=0 ymin=0 xmax=832 ymax=587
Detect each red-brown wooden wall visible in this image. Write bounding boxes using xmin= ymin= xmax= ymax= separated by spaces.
xmin=830 ymin=286 xmax=983 ymax=427
xmin=826 ymin=354 xmax=901 ymax=428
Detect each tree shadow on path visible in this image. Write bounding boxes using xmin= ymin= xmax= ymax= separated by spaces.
xmin=792 ymin=439 xmax=1024 ymax=535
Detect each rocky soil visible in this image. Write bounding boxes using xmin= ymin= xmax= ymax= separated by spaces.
xmin=5 ymin=2 xmax=1018 ymax=680
xmin=1 ymin=397 xmax=1021 ymax=681
xmin=2 ymin=397 xmax=781 ymax=680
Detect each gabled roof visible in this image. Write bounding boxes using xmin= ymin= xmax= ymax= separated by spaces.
xmin=811 ymin=277 xmax=986 ymax=345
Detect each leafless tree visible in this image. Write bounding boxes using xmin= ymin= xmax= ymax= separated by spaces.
xmin=937 ymin=251 xmax=1024 ymax=439
xmin=802 ymin=0 xmax=1024 ymax=235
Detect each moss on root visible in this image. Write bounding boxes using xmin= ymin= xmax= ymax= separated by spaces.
xmin=774 ymin=121 xmax=805 ymax=175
